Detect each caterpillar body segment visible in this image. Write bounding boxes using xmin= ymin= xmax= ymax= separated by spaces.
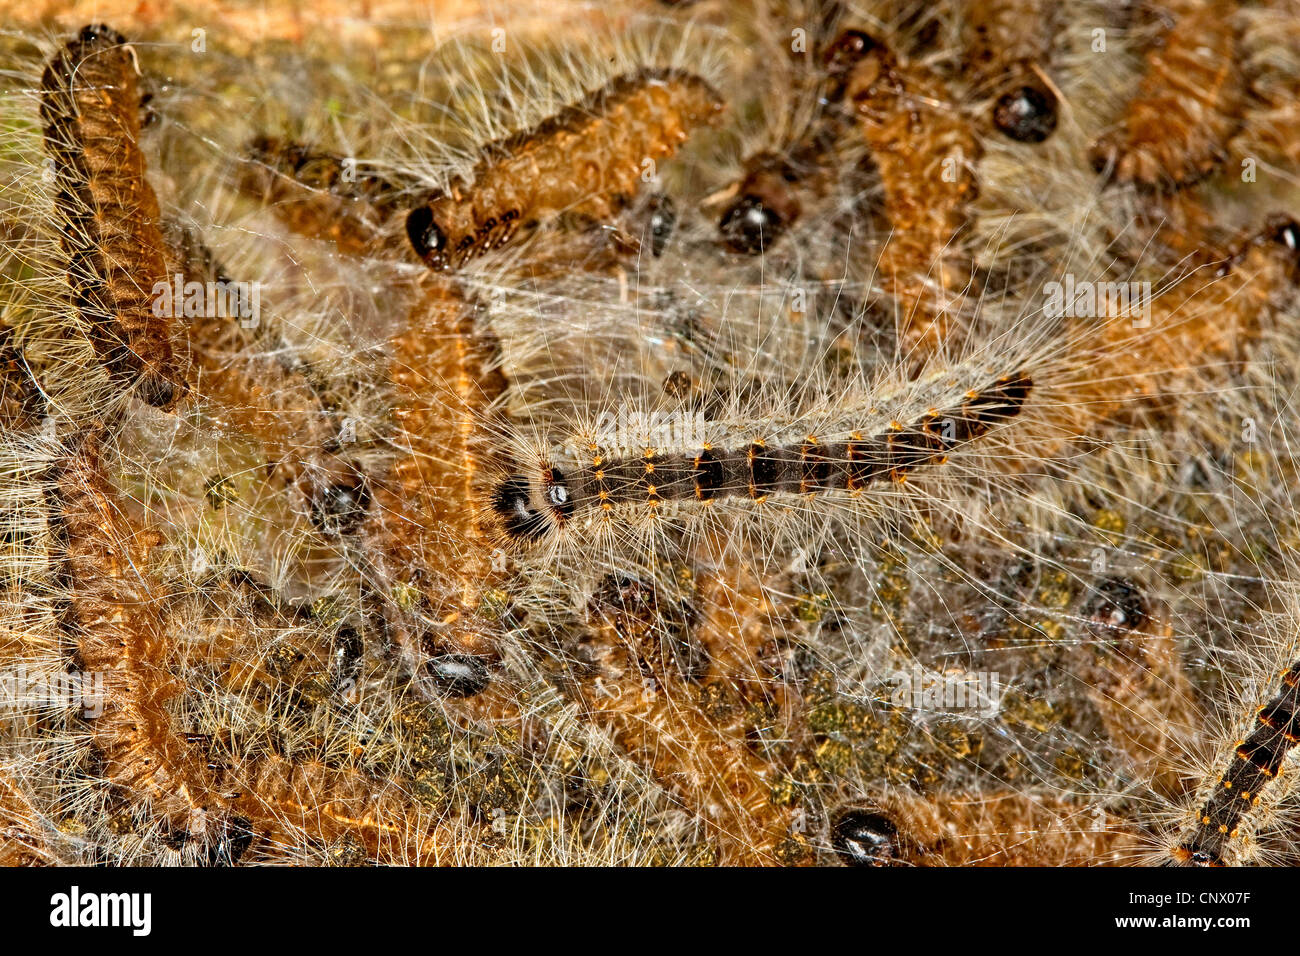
xmin=406 ymin=67 xmax=725 ymax=271
xmin=40 ymin=25 xmax=185 ymax=409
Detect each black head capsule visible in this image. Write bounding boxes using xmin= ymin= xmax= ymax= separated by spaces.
xmin=490 ymin=468 xmax=572 ymax=542
xmin=310 ymin=468 xmax=371 ymax=536
xmin=831 ymin=808 xmax=901 ymax=866
xmin=823 ymin=29 xmax=878 ymax=76
xmin=136 ymin=372 xmax=183 ymax=411
xmin=427 ymin=653 xmax=491 ymax=698
xmin=1268 ymin=217 xmax=1300 ymax=275
xmin=719 ymin=195 xmax=783 ymax=255
xmin=648 ymin=194 xmax=676 ymax=257
xmin=1082 ymin=577 xmax=1148 ymax=634
xmin=992 ymin=84 xmax=1059 ymax=143
xmin=491 ymin=475 xmax=551 ymax=542
xmin=406 ymin=205 xmax=449 ymax=270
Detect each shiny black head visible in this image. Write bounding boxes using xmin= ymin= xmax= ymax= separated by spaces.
xmin=1269 ymin=216 xmax=1300 ymax=273
xmin=490 ymin=469 xmax=572 ymax=542
xmin=648 ymin=194 xmax=676 ymax=257
xmin=137 ymin=372 xmax=183 ymax=411
xmin=720 ymin=195 xmax=783 ymax=255
xmin=993 ymin=84 xmax=1059 ymax=143
xmin=832 ymin=809 xmax=901 ymax=866
xmin=407 ymin=205 xmax=450 ymax=270
xmin=309 ymin=469 xmax=371 ymax=536
xmin=823 ymin=29 xmax=878 ymax=75
xmin=1082 ymin=577 xmax=1147 ymax=634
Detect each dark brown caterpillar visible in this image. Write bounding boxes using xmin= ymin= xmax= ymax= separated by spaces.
xmin=1089 ymin=0 xmax=1244 ymax=190
xmin=491 ymin=373 xmax=1031 ymax=543
xmin=961 ymin=0 xmax=1060 ymax=142
xmin=40 ymin=24 xmax=184 ymax=409
xmin=1172 ymin=659 xmax=1300 ymax=866
xmin=406 ymin=67 xmax=724 ymax=271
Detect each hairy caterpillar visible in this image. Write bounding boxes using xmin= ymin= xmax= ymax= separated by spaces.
xmin=1089 ymin=0 xmax=1244 ymax=191
xmin=1171 ymin=658 xmax=1300 ymax=865
xmin=362 ymin=279 xmax=509 ymax=660
xmin=406 ymin=67 xmax=725 ymax=271
xmin=162 ymin=223 xmax=346 ymax=501
xmin=489 ymin=372 xmax=1031 ymax=545
xmin=242 ymin=137 xmax=408 ymax=257
xmin=1229 ymin=0 xmax=1300 ymax=173
xmin=828 ymin=791 xmax=1137 ymax=865
xmin=39 ymin=25 xmax=184 ymax=410
xmin=4 ymin=0 xmax=1300 ymax=871
xmin=55 ymin=426 xmax=218 ymax=834
xmin=840 ymin=29 xmax=981 ymax=355
xmin=960 ymin=0 xmax=1060 ymax=143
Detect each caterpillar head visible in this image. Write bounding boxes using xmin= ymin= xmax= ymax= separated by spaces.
xmin=993 ymin=82 xmax=1059 ymax=144
xmin=487 ymin=466 xmax=573 ymax=545
xmin=406 ymin=205 xmax=451 ymax=271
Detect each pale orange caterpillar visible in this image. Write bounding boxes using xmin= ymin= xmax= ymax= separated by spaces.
xmin=362 ymin=279 xmax=509 ymax=663
xmin=55 ymin=426 xmax=221 ymax=835
xmin=0 ymin=769 xmax=50 ymax=866
xmin=39 ymin=25 xmax=185 ymax=410
xmin=1228 ymin=0 xmax=1300 ymax=173
xmin=1088 ymin=0 xmax=1244 ymax=191
xmin=159 ymin=570 xmax=470 ymax=864
xmin=960 ymin=0 xmax=1060 ymax=143
xmin=1072 ymin=580 xmax=1204 ymax=804
xmin=161 ymin=222 xmax=358 ymax=510
xmin=838 ymin=29 xmax=981 ymax=356
xmin=242 ymin=137 xmax=408 ymax=257
xmin=1046 ymin=219 xmax=1299 ymax=443
xmin=576 ymin=568 xmax=811 ymax=865
xmin=406 ymin=66 xmax=725 ymax=271
xmin=829 ymin=791 xmax=1138 ymax=865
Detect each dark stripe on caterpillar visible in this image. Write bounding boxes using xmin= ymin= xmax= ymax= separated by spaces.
xmin=1172 ymin=660 xmax=1300 ymax=866
xmin=491 ymin=373 xmax=1031 ymax=542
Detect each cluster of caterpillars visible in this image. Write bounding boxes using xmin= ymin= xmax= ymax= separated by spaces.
xmin=7 ymin=0 xmax=1300 ymax=867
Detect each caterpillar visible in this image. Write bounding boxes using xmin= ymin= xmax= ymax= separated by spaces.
xmin=162 ymin=222 xmax=345 ymax=500
xmin=1170 ymin=658 xmax=1300 ymax=866
xmin=960 ymin=0 xmax=1061 ymax=143
xmin=713 ymin=16 xmax=865 ymax=257
xmin=489 ymin=372 xmax=1032 ymax=546
xmin=1229 ymin=0 xmax=1300 ymax=172
xmin=54 ymin=426 xmax=220 ymax=835
xmin=1088 ymin=0 xmax=1244 ymax=191
xmin=574 ymin=569 xmax=812 ymax=865
xmin=39 ymin=25 xmax=184 ymax=410
xmin=4 ymin=2 xmax=1300 ymax=871
xmin=242 ymin=136 xmax=408 ymax=257
xmin=361 ymin=279 xmax=509 ymax=661
xmin=839 ymin=29 xmax=982 ymax=355
xmin=406 ymin=66 xmax=725 ymax=271
xmin=829 ymin=791 xmax=1138 ymax=865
